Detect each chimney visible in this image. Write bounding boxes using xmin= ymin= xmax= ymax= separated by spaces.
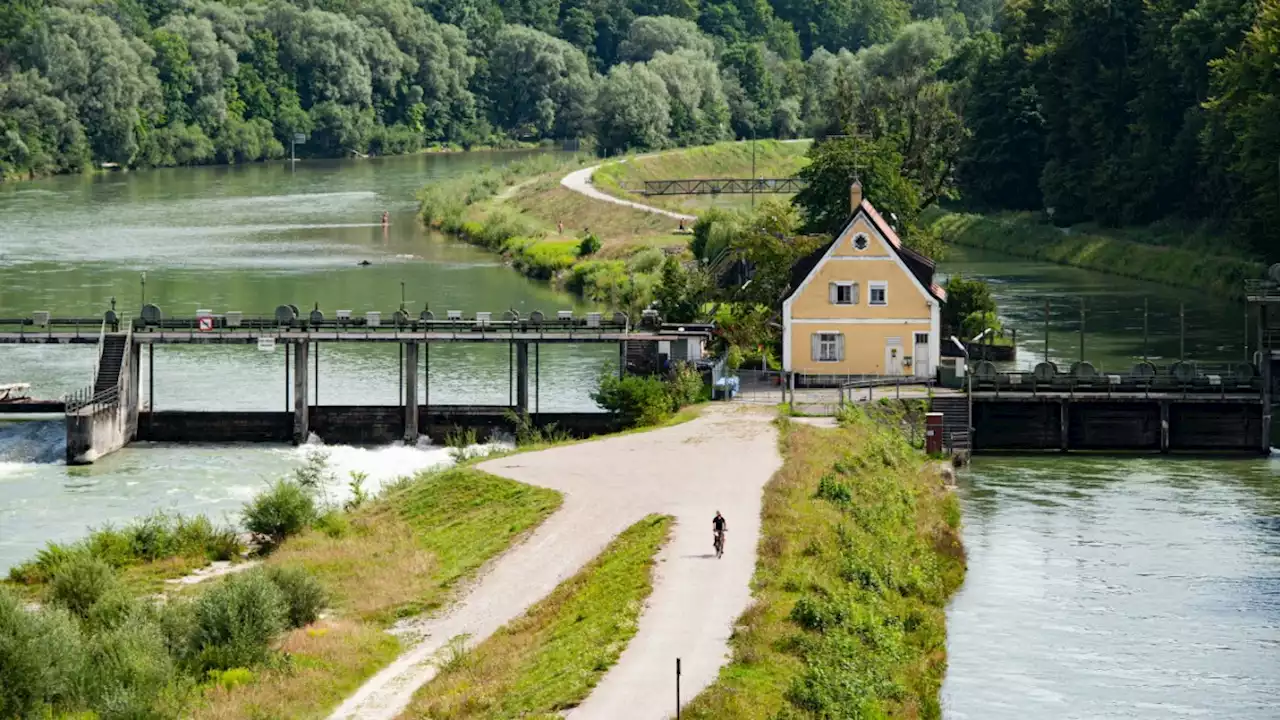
xmin=850 ymin=181 xmax=863 ymax=212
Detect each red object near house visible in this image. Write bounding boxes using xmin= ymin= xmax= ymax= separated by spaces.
xmin=925 ymin=412 xmax=944 ymax=455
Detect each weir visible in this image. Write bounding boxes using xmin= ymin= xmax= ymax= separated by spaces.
xmin=0 ymin=305 xmax=712 ymax=464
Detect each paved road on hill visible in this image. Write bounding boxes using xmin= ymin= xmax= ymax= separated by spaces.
xmin=327 ymin=405 xmax=779 ymax=720
xmin=561 ymin=164 xmax=697 ymax=222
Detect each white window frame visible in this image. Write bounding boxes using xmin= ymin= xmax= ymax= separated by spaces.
xmin=869 ymin=281 xmax=888 ymax=306
xmin=834 ymin=281 xmax=855 ymax=305
xmin=817 ymin=332 xmax=841 ymax=362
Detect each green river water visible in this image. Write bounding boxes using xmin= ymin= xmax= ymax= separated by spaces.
xmin=0 ymin=157 xmax=1276 ymax=716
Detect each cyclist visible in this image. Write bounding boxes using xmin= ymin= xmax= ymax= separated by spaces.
xmin=712 ymin=511 xmax=728 ymax=555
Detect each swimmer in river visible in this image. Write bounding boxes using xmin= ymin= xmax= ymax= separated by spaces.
xmin=381 ymin=211 xmax=389 ymax=226
xmin=358 ymin=260 xmax=371 ymax=266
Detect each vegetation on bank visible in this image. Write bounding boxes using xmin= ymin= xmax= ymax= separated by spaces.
xmin=401 ymin=514 xmax=672 ymax=719
xmin=1 ymin=451 xmax=561 ymax=720
xmin=931 ymin=211 xmax=1266 ymax=297
xmin=593 ymin=140 xmax=812 ymax=212
xmin=683 ymin=406 xmax=965 ymax=719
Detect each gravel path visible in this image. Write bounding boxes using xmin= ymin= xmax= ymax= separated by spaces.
xmin=561 ymin=165 xmax=696 ymax=222
xmin=327 ymin=405 xmax=778 ymax=720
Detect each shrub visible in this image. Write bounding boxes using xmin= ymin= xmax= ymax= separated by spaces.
xmin=8 ymin=541 xmax=84 ymax=584
xmin=207 ymin=667 xmax=255 ymax=690
xmin=189 ymin=571 xmax=287 ymax=671
xmin=242 ymin=480 xmax=318 ymax=549
xmin=577 ymin=233 xmax=602 ymax=256
xmin=0 ymin=589 xmax=84 ymax=717
xmin=592 ymin=372 xmax=675 ymax=427
xmin=50 ymin=556 xmax=118 ymax=619
xmin=84 ymin=586 xmax=141 ymax=633
xmin=626 ymin=247 xmax=665 ymax=274
xmin=961 ymin=310 xmax=1001 ymax=340
xmin=666 ymin=362 xmax=704 ymax=407
xmin=262 ymin=566 xmax=327 ymax=628
xmin=78 ymin=615 xmax=185 ymax=719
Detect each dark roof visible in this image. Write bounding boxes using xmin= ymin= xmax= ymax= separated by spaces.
xmin=785 ymin=238 xmax=836 ymax=301
xmin=782 ymin=201 xmax=946 ymax=303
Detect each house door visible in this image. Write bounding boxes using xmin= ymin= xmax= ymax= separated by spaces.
xmin=884 ymin=338 xmax=904 ymax=376
xmin=913 ymin=332 xmax=931 ymax=378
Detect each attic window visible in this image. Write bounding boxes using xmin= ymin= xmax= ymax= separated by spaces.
xmin=853 ymin=233 xmax=869 ymax=251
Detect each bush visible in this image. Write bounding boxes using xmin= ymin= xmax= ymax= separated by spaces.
xmin=242 ymin=480 xmax=317 ymax=549
xmin=666 ymin=362 xmax=704 ymax=407
xmin=50 ymin=556 xmax=118 ymax=619
xmin=0 ymin=589 xmax=84 ymax=717
xmin=84 ymin=586 xmax=141 ymax=633
xmin=189 ymin=571 xmax=288 ymax=671
xmin=262 ymin=566 xmax=327 ymax=628
xmin=961 ymin=310 xmax=1001 ymax=340
xmin=577 ymin=233 xmax=602 ymax=256
xmin=592 ymin=372 xmax=675 ymax=427
xmin=8 ymin=541 xmax=84 ymax=584
xmin=78 ymin=616 xmax=185 ymax=719
xmin=626 ymin=247 xmax=665 ymax=274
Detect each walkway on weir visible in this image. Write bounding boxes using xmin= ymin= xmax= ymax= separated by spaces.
xmin=327 ymin=405 xmax=781 ymax=720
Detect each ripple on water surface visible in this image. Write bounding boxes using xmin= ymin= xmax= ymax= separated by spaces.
xmin=944 ymin=456 xmax=1280 ymax=718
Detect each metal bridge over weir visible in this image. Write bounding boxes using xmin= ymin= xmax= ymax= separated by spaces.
xmin=639 ymin=178 xmax=806 ymax=196
xmin=0 ymin=304 xmax=714 ymax=464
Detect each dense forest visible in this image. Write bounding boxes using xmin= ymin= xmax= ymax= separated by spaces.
xmin=2 ymin=0 xmax=1278 ymax=255
xmin=0 ymin=0 xmax=994 ymax=179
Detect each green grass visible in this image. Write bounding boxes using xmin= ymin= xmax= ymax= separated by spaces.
xmin=401 ymin=514 xmax=672 ymax=719
xmin=593 ymin=140 xmax=812 ymax=213
xmin=190 ymin=467 xmax=562 ymax=719
xmin=682 ymin=409 xmax=965 ymax=719
xmin=930 ymin=210 xmax=1265 ymax=297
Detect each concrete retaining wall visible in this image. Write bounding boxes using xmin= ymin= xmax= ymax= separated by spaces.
xmin=131 ymin=407 xmax=624 ymax=446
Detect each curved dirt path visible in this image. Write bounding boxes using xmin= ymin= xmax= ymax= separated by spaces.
xmin=561 ymin=165 xmax=696 ymax=222
xmin=327 ymin=405 xmax=778 ymax=720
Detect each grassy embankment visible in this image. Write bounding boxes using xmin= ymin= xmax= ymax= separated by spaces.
xmin=399 ymin=514 xmax=672 ymax=719
xmin=2 ymin=466 xmax=561 ymax=720
xmin=190 ymin=468 xmax=561 ymax=719
xmin=683 ymin=404 xmax=966 ymax=719
xmin=930 ymin=210 xmax=1265 ymax=297
xmin=417 ymin=141 xmax=809 ymax=313
xmin=593 ymin=140 xmax=811 ymax=214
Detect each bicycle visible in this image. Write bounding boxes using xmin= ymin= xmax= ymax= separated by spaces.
xmin=714 ymin=529 xmax=725 ymax=559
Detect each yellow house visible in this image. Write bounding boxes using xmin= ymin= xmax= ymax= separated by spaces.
xmin=782 ymin=183 xmax=946 ymax=380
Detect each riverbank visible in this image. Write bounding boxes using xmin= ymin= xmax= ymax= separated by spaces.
xmin=417 ymin=141 xmax=811 ymax=313
xmin=683 ymin=405 xmax=966 ymax=718
xmin=0 ymin=462 xmax=561 ymax=719
xmin=930 ymin=210 xmax=1265 ymax=297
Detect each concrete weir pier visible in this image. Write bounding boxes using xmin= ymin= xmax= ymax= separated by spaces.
xmin=0 ymin=305 xmax=712 ymax=464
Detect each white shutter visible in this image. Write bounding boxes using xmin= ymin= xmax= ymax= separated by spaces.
xmin=811 ymin=333 xmax=820 ymax=361
xmin=828 ymin=282 xmax=837 ymax=304
xmin=852 ymin=282 xmax=860 ymax=304
xmin=836 ymin=333 xmax=846 ymax=361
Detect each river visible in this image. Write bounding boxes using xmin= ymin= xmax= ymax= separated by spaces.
xmin=940 ymin=246 xmax=1280 ymax=717
xmin=0 ymin=152 xmax=605 ymax=572
xmin=2 ymin=161 xmax=1278 ymax=715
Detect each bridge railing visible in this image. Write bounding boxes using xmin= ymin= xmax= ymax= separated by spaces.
xmin=0 ymin=316 xmax=111 ymax=338
xmin=970 ymin=365 xmax=1262 ymax=397
xmin=641 ymin=178 xmax=807 ymax=196
xmin=64 ymin=385 xmax=120 ymax=415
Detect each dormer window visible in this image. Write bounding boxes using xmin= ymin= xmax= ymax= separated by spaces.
xmin=853 ymin=233 xmax=869 ymax=251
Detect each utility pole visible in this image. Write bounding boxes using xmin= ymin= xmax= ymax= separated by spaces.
xmin=1079 ymin=298 xmax=1086 ymax=365
xmin=140 ymin=272 xmax=147 ymax=308
xmin=1044 ymin=299 xmax=1051 ymax=364
xmin=1143 ymin=297 xmax=1149 ymax=363
xmin=1180 ymin=303 xmax=1186 ymax=361
xmin=750 ymin=123 xmax=757 ymax=210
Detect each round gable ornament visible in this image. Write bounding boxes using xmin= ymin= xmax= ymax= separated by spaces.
xmin=852 ymin=233 xmax=869 ymax=251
